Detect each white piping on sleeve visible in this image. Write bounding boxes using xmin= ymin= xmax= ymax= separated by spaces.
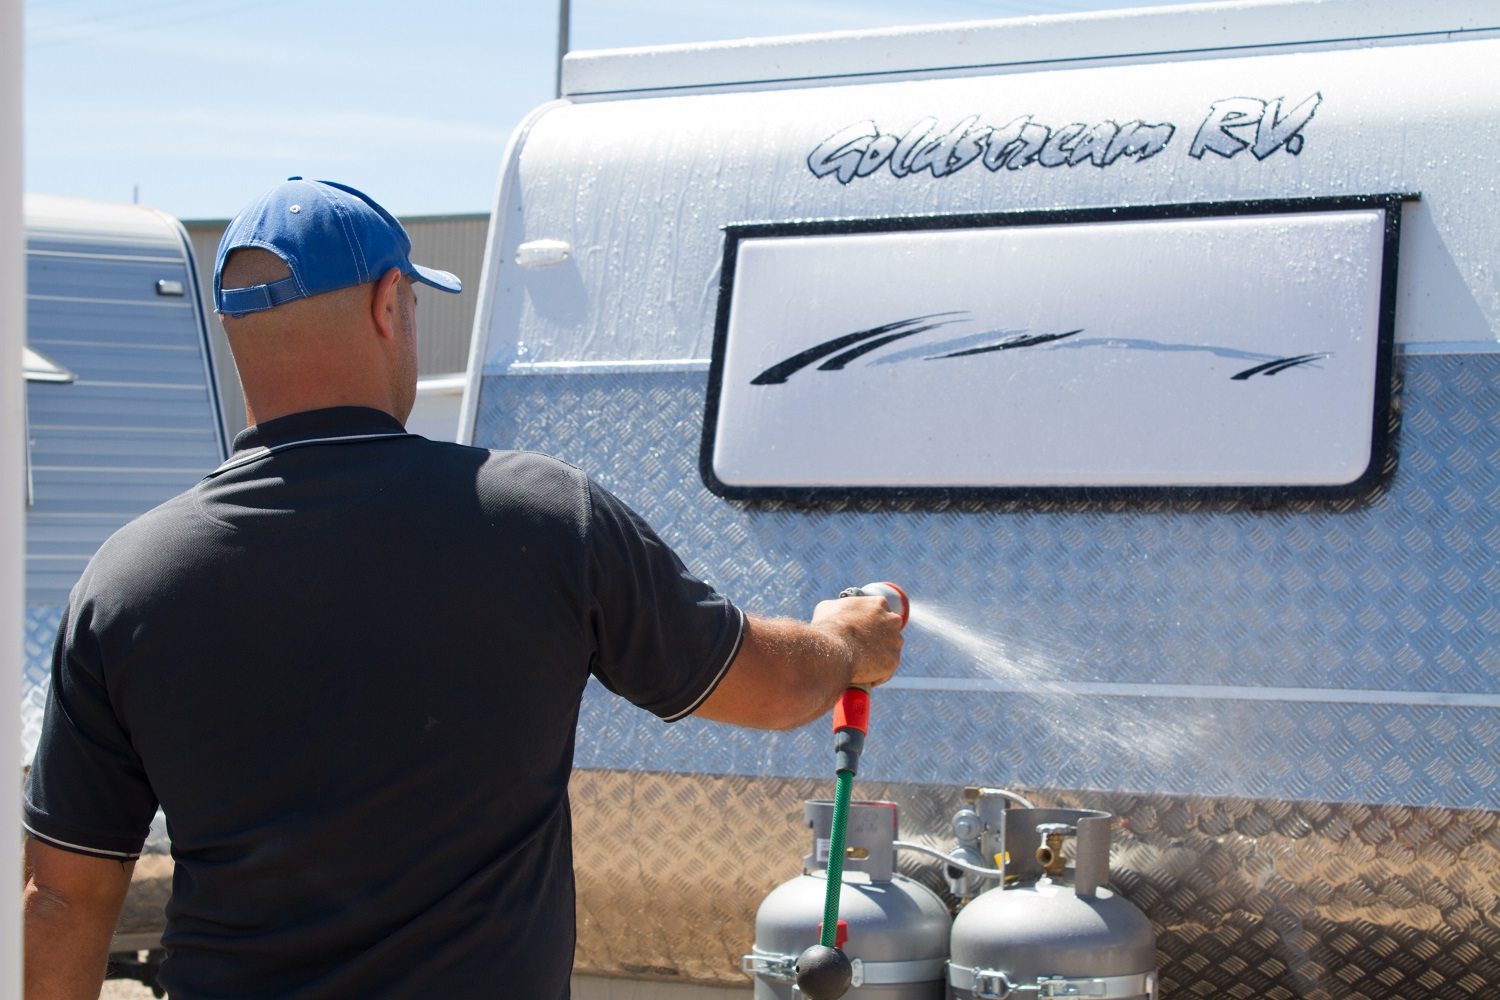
xmin=22 ymin=820 xmax=143 ymax=860
xmin=667 ymin=604 xmax=747 ymax=723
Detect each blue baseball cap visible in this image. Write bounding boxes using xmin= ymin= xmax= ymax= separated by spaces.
xmin=214 ymin=177 xmax=461 ymax=317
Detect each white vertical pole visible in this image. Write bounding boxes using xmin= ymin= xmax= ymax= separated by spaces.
xmin=1 ymin=0 xmax=24 ymax=993
xmin=554 ymin=0 xmax=570 ymax=99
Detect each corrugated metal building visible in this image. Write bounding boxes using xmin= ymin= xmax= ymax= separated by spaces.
xmin=183 ymin=213 xmax=489 ymax=439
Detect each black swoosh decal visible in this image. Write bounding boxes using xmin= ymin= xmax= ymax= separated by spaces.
xmin=818 ymin=323 xmax=955 ymax=371
xmin=1260 ymin=354 xmax=1332 ymax=376
xmin=750 ymin=312 xmax=965 ymax=385
xmin=928 ymin=329 xmax=1082 ymax=359
xmin=1230 ymin=353 xmax=1329 ymax=380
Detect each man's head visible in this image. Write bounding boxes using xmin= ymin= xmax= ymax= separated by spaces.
xmin=214 ymin=178 xmax=460 ymax=426
xmin=214 ymin=177 xmax=460 ymax=317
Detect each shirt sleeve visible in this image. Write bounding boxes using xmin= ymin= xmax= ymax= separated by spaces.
xmin=584 ymin=479 xmax=746 ymax=721
xmin=23 ymin=601 xmax=158 ymax=860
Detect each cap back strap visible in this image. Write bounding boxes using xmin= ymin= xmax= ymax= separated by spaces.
xmin=218 ymin=275 xmax=303 ymax=317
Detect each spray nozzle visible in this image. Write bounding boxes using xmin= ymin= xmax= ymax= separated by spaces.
xmin=830 ymin=582 xmax=906 ymax=772
xmin=838 ymin=581 xmax=910 ymax=629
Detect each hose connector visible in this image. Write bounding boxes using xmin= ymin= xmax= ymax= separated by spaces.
xmin=833 ymin=686 xmax=868 ymax=775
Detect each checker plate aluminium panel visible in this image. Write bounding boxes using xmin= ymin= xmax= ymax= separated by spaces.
xmin=473 ymin=351 xmax=1500 ymax=995
xmin=568 ymin=772 xmax=1500 ymax=999
xmin=476 ymin=355 xmax=1500 ymax=811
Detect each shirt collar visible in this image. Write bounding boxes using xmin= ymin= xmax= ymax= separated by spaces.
xmin=231 ymin=407 xmax=407 ymax=456
xmin=210 ymin=407 xmax=412 ymax=478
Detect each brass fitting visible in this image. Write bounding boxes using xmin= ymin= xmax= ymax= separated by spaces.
xmin=1035 ymin=823 xmax=1075 ymax=879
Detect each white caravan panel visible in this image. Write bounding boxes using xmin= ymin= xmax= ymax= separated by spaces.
xmin=474 ymin=28 xmax=1500 ymax=382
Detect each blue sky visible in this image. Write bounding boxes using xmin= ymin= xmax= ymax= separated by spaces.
xmin=25 ymin=0 xmax=1193 ymax=220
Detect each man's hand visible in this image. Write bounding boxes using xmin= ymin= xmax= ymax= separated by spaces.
xmin=695 ymin=596 xmax=904 ymax=730
xmin=810 ymin=595 xmax=903 ymax=689
xmin=24 ymin=837 xmax=134 ymax=1000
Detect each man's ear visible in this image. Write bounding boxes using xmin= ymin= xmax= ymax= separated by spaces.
xmin=370 ymin=267 xmax=404 ymax=341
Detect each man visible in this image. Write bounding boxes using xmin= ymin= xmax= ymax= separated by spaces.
xmin=21 ymin=177 xmax=903 ymax=999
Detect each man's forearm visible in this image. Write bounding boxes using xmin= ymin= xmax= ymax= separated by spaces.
xmin=24 ymin=841 xmax=133 ymax=1000
xmin=25 ymin=886 xmax=113 ymax=999
xmin=695 ymin=598 xmax=903 ymax=730
xmin=729 ymin=614 xmax=857 ymax=729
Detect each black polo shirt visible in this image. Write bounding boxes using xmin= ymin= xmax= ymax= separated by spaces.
xmin=23 ymin=406 xmax=744 ymax=999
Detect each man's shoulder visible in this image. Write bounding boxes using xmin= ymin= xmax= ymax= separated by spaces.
xmin=73 ymin=484 xmax=215 ymax=604
xmin=430 ymin=442 xmax=596 ymax=519
xmin=466 ymin=445 xmax=589 ymax=490
xmin=100 ymin=484 xmax=208 ymax=551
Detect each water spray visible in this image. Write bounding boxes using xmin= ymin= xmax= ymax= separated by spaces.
xmin=793 ymin=581 xmax=909 ymax=1000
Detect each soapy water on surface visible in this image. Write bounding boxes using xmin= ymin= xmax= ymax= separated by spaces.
xmin=905 ymin=599 xmax=1215 ymax=775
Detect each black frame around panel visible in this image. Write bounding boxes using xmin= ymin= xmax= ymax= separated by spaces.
xmin=699 ymin=195 xmax=1410 ymax=506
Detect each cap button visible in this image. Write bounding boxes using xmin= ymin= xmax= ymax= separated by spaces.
xmin=287 ymin=175 xmax=302 ymax=181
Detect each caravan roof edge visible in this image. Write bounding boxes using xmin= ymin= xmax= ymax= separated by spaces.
xmin=24 ymin=193 xmax=183 ymax=251
xmin=562 ymin=0 xmax=1500 ymax=96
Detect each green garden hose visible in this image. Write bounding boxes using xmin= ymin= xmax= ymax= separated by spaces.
xmin=820 ymin=768 xmax=855 ymax=948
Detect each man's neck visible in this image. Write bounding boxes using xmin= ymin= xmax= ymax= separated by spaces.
xmin=244 ymin=393 xmax=399 ymax=427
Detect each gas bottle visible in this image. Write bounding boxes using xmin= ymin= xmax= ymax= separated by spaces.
xmin=743 ymin=800 xmax=950 ymax=999
xmin=947 ymin=805 xmax=1158 ymax=1000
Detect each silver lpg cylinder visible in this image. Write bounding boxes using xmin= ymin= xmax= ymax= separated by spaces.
xmin=743 ymin=800 xmax=950 ymax=999
xmin=948 ymin=808 xmax=1158 ymax=1000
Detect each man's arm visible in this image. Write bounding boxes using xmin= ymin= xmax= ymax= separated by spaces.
xmin=23 ymin=837 xmax=135 ymax=1000
xmin=694 ymin=595 xmax=903 ymax=730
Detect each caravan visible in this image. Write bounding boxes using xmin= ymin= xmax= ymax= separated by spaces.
xmin=463 ymin=2 xmax=1500 ymax=995
xmin=22 ymin=193 xmax=227 ymax=959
